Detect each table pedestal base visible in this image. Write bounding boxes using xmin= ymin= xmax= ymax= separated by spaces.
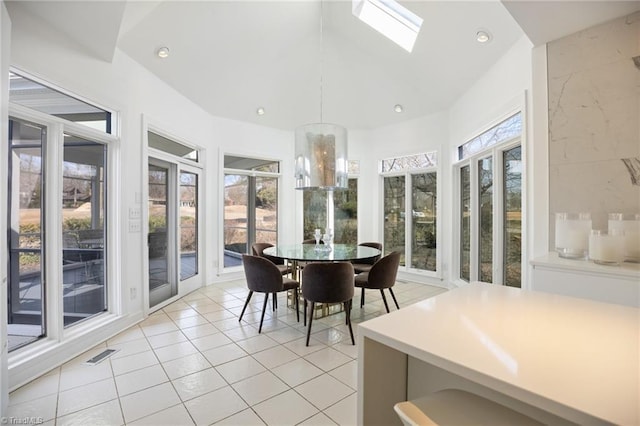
xmin=287 ymin=290 xmax=344 ymax=319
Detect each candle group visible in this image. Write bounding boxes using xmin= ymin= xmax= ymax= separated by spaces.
xmin=556 ymin=212 xmax=640 ymax=265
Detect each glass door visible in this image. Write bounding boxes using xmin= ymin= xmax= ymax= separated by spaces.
xmin=148 ymin=160 xmax=177 ymax=307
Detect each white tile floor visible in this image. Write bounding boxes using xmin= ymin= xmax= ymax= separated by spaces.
xmin=7 ymin=279 xmax=446 ymax=425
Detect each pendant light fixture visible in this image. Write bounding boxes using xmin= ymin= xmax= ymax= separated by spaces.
xmin=294 ymin=0 xmax=348 ymax=191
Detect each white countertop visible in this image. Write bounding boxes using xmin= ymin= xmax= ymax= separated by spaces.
xmin=358 ymin=283 xmax=639 ymax=425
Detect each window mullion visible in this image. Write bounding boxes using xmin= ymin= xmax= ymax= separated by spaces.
xmin=469 ymin=160 xmax=479 ymax=283
xmin=405 ymin=172 xmax=412 ymax=268
xmin=248 ymin=176 xmax=257 ymax=250
xmin=46 ymin=123 xmax=64 ymax=341
xmin=493 ymin=148 xmax=505 ymax=285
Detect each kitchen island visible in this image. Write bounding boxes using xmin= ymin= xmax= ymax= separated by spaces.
xmin=357 ymin=283 xmax=639 ymax=425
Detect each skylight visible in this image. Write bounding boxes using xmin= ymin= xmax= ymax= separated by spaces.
xmin=352 ymin=0 xmax=423 ymax=53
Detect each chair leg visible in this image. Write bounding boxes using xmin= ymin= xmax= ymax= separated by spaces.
xmin=305 ymin=302 xmax=315 ymax=346
xmin=345 ymin=300 xmax=355 ymax=345
xmin=239 ymin=291 xmax=253 ymax=323
xmin=272 ymin=292 xmax=277 ymax=311
xmin=259 ymin=293 xmax=269 ymax=333
xmin=294 ymin=289 xmax=300 ymax=323
xmin=360 ymin=288 xmax=365 ymax=308
xmin=389 ymin=288 xmax=400 ymax=310
xmin=303 ymin=299 xmax=307 ymax=327
xmin=380 ymin=289 xmax=390 ymax=313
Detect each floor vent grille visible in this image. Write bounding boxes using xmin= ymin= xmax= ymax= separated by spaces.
xmin=86 ymin=349 xmax=118 ymax=365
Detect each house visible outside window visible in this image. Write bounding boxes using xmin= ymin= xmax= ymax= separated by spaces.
xmin=457 ymin=112 xmax=523 ymax=287
xmin=381 ymin=152 xmax=438 ymax=273
xmin=7 ymin=70 xmax=116 ymax=351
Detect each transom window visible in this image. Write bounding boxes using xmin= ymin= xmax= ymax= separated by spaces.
xmin=381 ymin=151 xmax=437 ymax=172
xmin=9 ymin=71 xmax=112 ymax=134
xmin=458 ymin=112 xmax=522 ymax=160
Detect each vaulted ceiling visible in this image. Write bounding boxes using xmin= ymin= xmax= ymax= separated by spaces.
xmin=6 ymin=0 xmax=639 ymax=131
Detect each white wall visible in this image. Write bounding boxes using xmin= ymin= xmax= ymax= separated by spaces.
xmin=1 ymin=0 xmax=11 ymax=415
xmin=6 ymin=6 xmax=293 ymax=389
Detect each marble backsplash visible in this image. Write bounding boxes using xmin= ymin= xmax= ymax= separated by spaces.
xmin=548 ymin=11 xmax=640 ymax=246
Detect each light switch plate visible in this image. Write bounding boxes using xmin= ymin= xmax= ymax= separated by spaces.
xmin=129 ymin=220 xmax=141 ymax=233
xmin=129 ymin=207 xmax=141 ymax=219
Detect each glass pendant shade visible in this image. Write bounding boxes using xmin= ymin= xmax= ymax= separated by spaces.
xmin=295 ymin=123 xmax=348 ymax=190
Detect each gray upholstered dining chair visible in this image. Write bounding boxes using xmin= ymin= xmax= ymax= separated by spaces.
xmin=251 ymin=242 xmax=292 ymax=277
xmin=354 ymin=251 xmax=401 ymax=313
xmin=302 ymin=262 xmax=355 ymax=346
xmin=352 ymin=242 xmax=382 ymax=274
xmin=252 ymin=242 xmax=293 ymax=309
xmin=240 ymin=254 xmax=299 ymax=333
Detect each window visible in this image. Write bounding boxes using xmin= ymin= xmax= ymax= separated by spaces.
xmin=383 ymin=176 xmax=406 ymax=264
xmin=478 ymin=156 xmax=493 ymax=283
xmin=456 ymin=113 xmax=523 ymax=287
xmin=303 ymin=178 xmax=358 ymax=244
xmin=352 ymin=0 xmax=423 ymax=53
xmin=7 ymin=118 xmax=46 ymax=351
xmin=460 ymin=165 xmax=471 ymax=281
xmin=381 ymin=152 xmax=438 ymax=272
xmin=410 ymin=172 xmax=437 ymax=270
xmin=223 ymin=155 xmax=279 ymax=268
xmin=180 ymin=171 xmax=198 ymax=280
xmin=458 ymin=112 xmax=522 ymax=160
xmin=7 ymin=71 xmax=115 ymax=351
xmin=62 ymin=134 xmax=107 ymax=326
xmin=381 ymin=151 xmax=437 ymax=172
xmin=503 ymin=146 xmax=522 ymax=287
xmin=9 ymin=72 xmax=112 ymax=134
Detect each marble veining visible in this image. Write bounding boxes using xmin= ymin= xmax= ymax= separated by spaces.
xmin=548 ymin=12 xmax=640 ymax=248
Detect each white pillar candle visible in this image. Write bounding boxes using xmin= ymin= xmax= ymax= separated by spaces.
xmin=556 ymin=213 xmax=591 ymax=259
xmin=608 ymin=213 xmax=640 ymax=262
xmin=589 ymin=230 xmax=625 ymax=265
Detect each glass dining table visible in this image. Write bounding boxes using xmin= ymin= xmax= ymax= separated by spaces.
xmin=263 ymin=243 xmax=381 ymax=280
xmin=263 ymin=243 xmax=382 ymax=317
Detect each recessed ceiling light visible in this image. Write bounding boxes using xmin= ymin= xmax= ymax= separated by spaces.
xmin=256 ymin=107 xmax=265 ymax=116
xmin=156 ymin=47 xmax=170 ymax=58
xmin=476 ymin=30 xmax=491 ymax=44
xmin=394 ymin=104 xmax=403 ymax=113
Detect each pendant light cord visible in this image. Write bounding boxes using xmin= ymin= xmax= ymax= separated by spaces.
xmin=320 ymin=0 xmax=324 ymax=124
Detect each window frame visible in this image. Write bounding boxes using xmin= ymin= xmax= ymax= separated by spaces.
xmin=379 ymin=162 xmax=440 ymax=277
xmin=144 ymin=122 xmax=204 ymax=311
xmin=453 ymin=131 xmax=523 ymax=286
xmin=221 ymin=153 xmax=282 ymax=272
xmin=7 ymin=101 xmax=118 ymax=354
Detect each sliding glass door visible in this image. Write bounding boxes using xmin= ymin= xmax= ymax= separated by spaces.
xmin=147 ymin=129 xmax=201 ymax=308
